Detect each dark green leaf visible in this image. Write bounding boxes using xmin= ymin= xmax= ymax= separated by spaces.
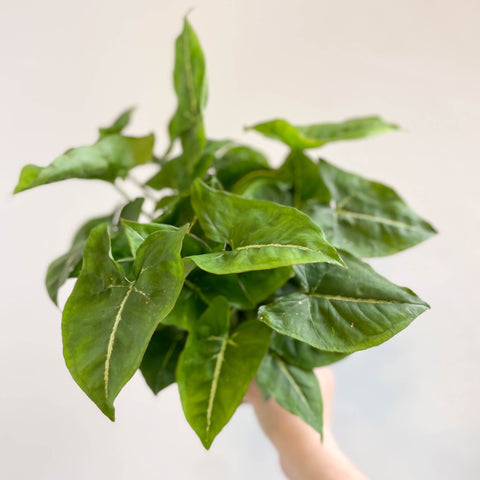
xmin=99 ymin=107 xmax=135 ymax=137
xmin=270 ymin=334 xmax=348 ymax=370
xmin=140 ymin=325 xmax=187 ymax=394
xmin=188 ymin=180 xmax=343 ymax=274
xmin=259 ymin=251 xmax=429 ymax=353
xmin=215 ymin=145 xmax=269 ymax=190
xmin=62 ymin=223 xmax=187 ymax=420
xmin=14 ymin=133 xmax=154 ymax=193
xmin=162 ymin=284 xmax=207 ymax=330
xmin=306 ymin=159 xmax=437 ymax=257
xmin=246 ymin=116 xmax=398 ymax=150
xmin=256 ymin=352 xmax=323 ymax=435
xmin=177 ymin=297 xmax=271 ymax=448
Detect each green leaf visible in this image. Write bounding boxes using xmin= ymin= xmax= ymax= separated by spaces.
xmin=147 ymin=139 xmax=228 ymax=191
xmin=177 ymin=297 xmax=271 ymax=448
xmin=162 ymin=284 xmax=207 ymax=330
xmin=14 ymin=133 xmax=154 ymax=193
xmin=188 ymin=267 xmax=293 ymax=310
xmin=62 ymin=223 xmax=187 ymax=420
xmin=246 ymin=116 xmax=398 ymax=150
xmin=45 ymin=215 xmax=112 ymax=305
xmin=256 ymin=352 xmax=323 ymax=435
xmin=169 ymin=17 xmax=208 ymax=142
xmin=188 ymin=180 xmax=343 ymax=274
xmin=99 ymin=107 xmax=135 ymax=137
xmin=270 ymin=334 xmax=348 ymax=370
xmin=214 ymin=145 xmax=269 ymax=190
xmin=306 ymin=159 xmax=437 ymax=257
xmin=258 ymin=251 xmax=429 ymax=353
xmin=140 ymin=325 xmax=187 ymax=394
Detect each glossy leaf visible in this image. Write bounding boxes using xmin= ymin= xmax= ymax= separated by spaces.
xmin=62 ymin=223 xmax=187 ymax=419
xmin=140 ymin=325 xmax=187 ymax=394
xmin=177 ymin=297 xmax=271 ymax=448
xmin=256 ymin=352 xmax=323 ymax=435
xmin=306 ymin=159 xmax=437 ymax=257
xmin=162 ymin=284 xmax=207 ymax=330
xmin=188 ymin=180 xmax=343 ymax=274
xmin=99 ymin=107 xmax=135 ymax=137
xmin=246 ymin=116 xmax=398 ymax=150
xmin=270 ymin=334 xmax=348 ymax=370
xmin=14 ymin=133 xmax=154 ymax=193
xmin=259 ymin=251 xmax=429 ymax=353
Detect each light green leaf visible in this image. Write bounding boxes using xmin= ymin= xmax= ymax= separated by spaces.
xmin=99 ymin=107 xmax=135 ymax=137
xmin=306 ymin=159 xmax=437 ymax=257
xmin=14 ymin=133 xmax=154 ymax=193
xmin=169 ymin=17 xmax=208 ymax=141
xmin=188 ymin=180 xmax=343 ymax=274
xmin=246 ymin=116 xmax=398 ymax=150
xmin=256 ymin=352 xmax=323 ymax=435
xmin=270 ymin=334 xmax=348 ymax=370
xmin=62 ymin=223 xmax=187 ymax=420
xmin=259 ymin=251 xmax=429 ymax=353
xmin=140 ymin=325 xmax=187 ymax=394
xmin=177 ymin=297 xmax=271 ymax=448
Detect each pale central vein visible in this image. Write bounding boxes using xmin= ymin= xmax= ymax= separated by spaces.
xmin=235 ymin=243 xmax=317 ymax=253
xmin=206 ymin=335 xmax=228 ymax=434
xmin=276 ymin=356 xmax=310 ymax=410
xmin=336 ymin=209 xmax=418 ymax=230
xmin=104 ymin=284 xmax=135 ymax=399
xmin=310 ymin=293 xmax=404 ymax=305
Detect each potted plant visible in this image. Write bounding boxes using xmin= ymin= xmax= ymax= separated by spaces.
xmin=13 ymin=16 xmax=436 ymax=449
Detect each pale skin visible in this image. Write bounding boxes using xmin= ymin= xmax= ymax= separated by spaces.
xmin=244 ymin=367 xmax=369 ymax=480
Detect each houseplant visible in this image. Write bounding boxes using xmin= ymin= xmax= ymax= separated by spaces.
xmin=13 ymin=17 xmax=436 ymax=449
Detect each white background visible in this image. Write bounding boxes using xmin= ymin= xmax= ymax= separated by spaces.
xmin=1 ymin=0 xmax=479 ymax=478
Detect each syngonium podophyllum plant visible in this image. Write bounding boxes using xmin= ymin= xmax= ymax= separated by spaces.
xmin=14 ymin=18 xmax=436 ymax=449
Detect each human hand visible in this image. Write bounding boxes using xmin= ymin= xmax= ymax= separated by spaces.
xmin=244 ymin=367 xmax=368 ymax=480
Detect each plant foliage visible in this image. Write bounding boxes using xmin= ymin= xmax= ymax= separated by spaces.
xmin=14 ymin=16 xmax=436 ymax=448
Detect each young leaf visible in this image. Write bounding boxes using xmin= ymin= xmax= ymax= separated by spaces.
xmin=270 ymin=334 xmax=348 ymax=370
xmin=306 ymin=159 xmax=437 ymax=257
xmin=140 ymin=325 xmax=187 ymax=394
xmin=258 ymin=251 xmax=429 ymax=353
xmin=246 ymin=116 xmax=398 ymax=150
xmin=256 ymin=352 xmax=323 ymax=435
xmin=169 ymin=17 xmax=208 ymax=142
xmin=177 ymin=297 xmax=271 ymax=448
xmin=14 ymin=133 xmax=154 ymax=193
xmin=188 ymin=180 xmax=343 ymax=274
xmin=62 ymin=223 xmax=187 ymax=420
xmin=99 ymin=107 xmax=135 ymax=137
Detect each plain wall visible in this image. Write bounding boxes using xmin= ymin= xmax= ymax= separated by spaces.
xmin=1 ymin=0 xmax=479 ymax=478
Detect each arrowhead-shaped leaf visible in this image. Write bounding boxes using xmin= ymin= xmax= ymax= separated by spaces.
xmin=140 ymin=325 xmax=187 ymax=394
xmin=256 ymin=352 xmax=323 ymax=435
xmin=246 ymin=116 xmax=398 ymax=150
xmin=188 ymin=180 xmax=343 ymax=274
xmin=14 ymin=133 xmax=154 ymax=193
xmin=306 ymin=159 xmax=437 ymax=257
xmin=177 ymin=297 xmax=271 ymax=448
xmin=62 ymin=223 xmax=187 ymax=419
xmin=258 ymin=251 xmax=429 ymax=353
